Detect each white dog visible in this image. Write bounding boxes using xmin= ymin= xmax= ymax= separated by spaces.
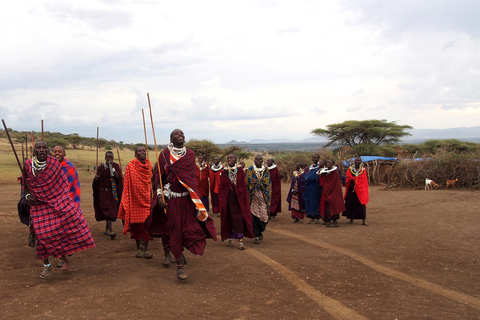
xmin=425 ymin=178 xmax=439 ymax=190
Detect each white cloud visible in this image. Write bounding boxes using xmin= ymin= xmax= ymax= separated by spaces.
xmin=1 ymin=0 xmax=479 ymax=143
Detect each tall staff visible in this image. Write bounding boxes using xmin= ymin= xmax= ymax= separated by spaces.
xmin=142 ymin=109 xmax=152 ymax=197
xmin=147 ymin=93 xmax=166 ymax=205
xmin=96 ymin=127 xmax=99 ymax=170
xmin=25 ymin=132 xmax=28 ymax=159
xmin=2 ymin=120 xmax=27 ymax=178
xmin=41 ymin=120 xmax=44 ymax=140
xmin=31 ymin=133 xmax=34 ymax=156
xmin=141 ymin=109 xmax=150 ymax=162
xmin=116 ymin=147 xmax=123 ymax=172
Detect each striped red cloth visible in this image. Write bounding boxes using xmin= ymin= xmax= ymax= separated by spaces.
xmin=59 ymin=158 xmax=81 ymax=207
xmin=118 ymin=158 xmax=152 ymax=235
xmin=25 ymin=155 xmax=95 ymax=259
xmin=169 ymin=148 xmax=207 ymax=221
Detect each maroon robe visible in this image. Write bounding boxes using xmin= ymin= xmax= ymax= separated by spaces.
xmin=209 ymin=165 xmax=222 ymax=214
xmin=93 ymin=162 xmax=123 ymax=221
xmin=269 ymin=166 xmax=282 ymax=215
xmin=195 ymin=162 xmax=210 ymax=197
xmin=218 ymin=167 xmax=254 ymax=241
xmin=319 ymin=167 xmax=345 ymax=218
xmin=153 ymin=147 xmax=217 ymax=261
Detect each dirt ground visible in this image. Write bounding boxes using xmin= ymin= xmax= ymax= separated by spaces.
xmin=1 ymin=177 xmax=480 ymax=320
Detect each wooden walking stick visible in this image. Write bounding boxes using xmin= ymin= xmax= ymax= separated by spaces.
xmin=142 ymin=109 xmax=150 ymax=162
xmin=31 ymin=133 xmax=34 ymax=156
xmin=2 ymin=119 xmax=27 ymax=176
xmin=41 ymin=120 xmax=44 ymax=140
xmin=25 ymin=132 xmax=28 ymax=159
xmin=142 ymin=109 xmax=153 ymax=197
xmin=116 ymin=147 xmax=122 ymax=172
xmin=147 ymin=93 xmax=166 ymax=206
xmin=96 ymin=127 xmax=99 ymax=170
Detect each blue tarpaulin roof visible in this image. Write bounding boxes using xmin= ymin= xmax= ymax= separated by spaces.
xmin=343 ymin=156 xmax=397 ymax=167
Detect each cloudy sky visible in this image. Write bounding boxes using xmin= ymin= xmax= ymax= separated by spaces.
xmin=1 ymin=0 xmax=479 ymax=144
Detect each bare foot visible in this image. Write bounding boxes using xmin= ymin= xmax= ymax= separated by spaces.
xmin=40 ymin=264 xmax=51 ymax=279
xmin=60 ymin=262 xmax=69 ymax=271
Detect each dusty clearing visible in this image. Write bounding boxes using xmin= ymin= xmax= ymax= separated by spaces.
xmin=1 ymin=177 xmax=479 ymax=320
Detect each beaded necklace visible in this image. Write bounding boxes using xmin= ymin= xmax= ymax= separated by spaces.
xmin=225 ymin=164 xmax=238 ymax=184
xmin=293 ymin=168 xmax=304 ymax=177
xmin=350 ymin=164 xmax=365 ymax=176
xmin=211 ymin=163 xmax=223 ymax=171
xmin=32 ymin=156 xmax=46 ymax=177
xmin=168 ymin=143 xmax=186 ymax=158
xmin=254 ymin=164 xmax=266 ymax=179
xmin=309 ymin=163 xmax=319 ymax=171
xmin=197 ymin=161 xmax=207 ymax=170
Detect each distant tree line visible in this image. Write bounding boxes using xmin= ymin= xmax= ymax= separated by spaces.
xmin=0 ymin=128 xmax=253 ymax=162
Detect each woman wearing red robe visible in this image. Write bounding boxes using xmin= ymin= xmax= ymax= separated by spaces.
xmin=209 ymin=156 xmax=223 ymax=217
xmin=318 ymin=159 xmax=345 ymax=227
xmin=195 ymin=155 xmax=210 ymax=212
xmin=343 ymin=157 xmax=369 ymax=226
xmin=218 ymin=154 xmax=254 ymax=250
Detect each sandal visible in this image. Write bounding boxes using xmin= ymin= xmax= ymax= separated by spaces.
xmin=135 ymin=250 xmax=143 ymax=258
xmin=56 ymin=259 xmax=64 ymax=268
xmin=239 ymin=242 xmax=245 ymax=250
xmin=254 ymin=237 xmax=260 ymax=244
xmin=143 ymin=251 xmax=153 ymax=259
xmin=176 ymin=267 xmax=188 ymax=281
xmin=40 ymin=263 xmax=51 ymax=279
xmin=226 ymin=239 xmax=233 ymax=246
xmin=162 ymin=255 xmax=172 ymax=267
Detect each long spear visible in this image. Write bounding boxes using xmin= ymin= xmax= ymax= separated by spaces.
xmin=142 ymin=109 xmax=150 ymax=162
xmin=2 ymin=119 xmax=26 ymax=176
xmin=116 ymin=147 xmax=122 ymax=172
xmin=31 ymin=133 xmax=34 ymax=156
xmin=142 ymin=109 xmax=152 ymax=197
xmin=96 ymin=127 xmax=99 ymax=170
xmin=25 ymin=132 xmax=28 ymax=159
xmin=147 ymin=93 xmax=166 ymax=205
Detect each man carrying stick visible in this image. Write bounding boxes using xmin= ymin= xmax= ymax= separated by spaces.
xmin=24 ymin=141 xmax=95 ymax=279
xmin=154 ymin=129 xmax=217 ymax=280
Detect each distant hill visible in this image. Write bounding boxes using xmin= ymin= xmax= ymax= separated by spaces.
xmin=223 ymin=126 xmax=480 ymax=145
xmin=403 ymin=126 xmax=480 ymax=141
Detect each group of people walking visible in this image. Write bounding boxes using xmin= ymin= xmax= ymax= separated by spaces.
xmin=286 ymin=155 xmax=369 ymax=227
xmin=19 ymin=129 xmax=286 ymax=281
xmin=19 ymin=131 xmax=367 ymax=282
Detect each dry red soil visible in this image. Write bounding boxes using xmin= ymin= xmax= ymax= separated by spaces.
xmin=1 ymin=179 xmax=479 ymax=320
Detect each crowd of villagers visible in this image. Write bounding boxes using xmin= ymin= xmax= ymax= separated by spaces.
xmin=17 ymin=129 xmax=281 ymax=281
xmin=286 ymin=155 xmax=369 ymax=227
xmin=18 ymin=129 xmax=368 ymax=282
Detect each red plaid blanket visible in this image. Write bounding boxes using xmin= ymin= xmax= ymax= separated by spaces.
xmin=25 ymin=155 xmax=95 ymax=259
xmin=118 ymin=158 xmax=152 ymax=235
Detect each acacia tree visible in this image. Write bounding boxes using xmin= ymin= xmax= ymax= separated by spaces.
xmin=311 ymin=119 xmax=413 ymax=155
xmin=185 ymin=139 xmax=252 ymax=162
